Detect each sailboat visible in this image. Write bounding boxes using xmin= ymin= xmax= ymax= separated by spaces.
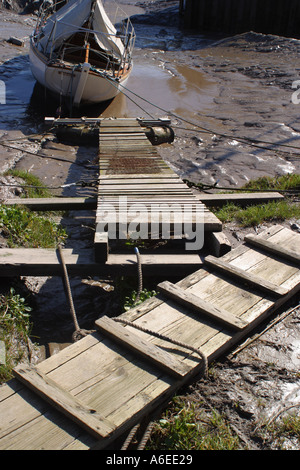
xmin=29 ymin=0 xmax=135 ymax=106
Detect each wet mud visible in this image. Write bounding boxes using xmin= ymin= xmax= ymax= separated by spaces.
xmin=0 ymin=0 xmax=299 ymax=449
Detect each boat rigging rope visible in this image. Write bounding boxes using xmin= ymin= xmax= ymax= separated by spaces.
xmin=112 ymin=316 xmax=208 ymax=377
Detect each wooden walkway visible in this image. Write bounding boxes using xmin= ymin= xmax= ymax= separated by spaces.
xmin=95 ymin=118 xmax=221 ymax=262
xmin=1 ymin=224 xmax=299 ymax=450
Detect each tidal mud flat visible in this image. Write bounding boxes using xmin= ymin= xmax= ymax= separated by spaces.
xmin=1 ymin=2 xmax=300 ymax=189
xmin=0 ymin=1 xmax=299 ymax=450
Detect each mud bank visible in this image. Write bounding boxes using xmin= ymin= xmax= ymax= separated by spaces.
xmin=0 ymin=2 xmax=299 ymax=450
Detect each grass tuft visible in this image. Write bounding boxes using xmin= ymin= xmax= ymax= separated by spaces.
xmin=0 ymin=205 xmax=67 ymax=248
xmin=0 ymin=288 xmax=33 ymax=383
xmin=212 ymin=174 xmax=300 ymax=227
xmin=147 ymin=397 xmax=240 ymax=450
xmin=4 ymin=169 xmax=52 ymax=198
xmin=215 ymin=200 xmax=300 ymax=227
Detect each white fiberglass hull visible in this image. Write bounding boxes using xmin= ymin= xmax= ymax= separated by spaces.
xmin=29 ymin=40 xmax=131 ymax=105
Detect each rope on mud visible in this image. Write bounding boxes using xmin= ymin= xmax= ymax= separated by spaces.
xmin=112 ymin=317 xmax=208 ymax=377
xmin=0 ymin=126 xmax=57 ymax=143
xmin=266 ymin=403 xmax=300 ymax=427
xmin=183 ymin=179 xmax=300 ymax=194
xmin=0 ymin=140 xmax=97 ymax=168
xmin=0 ymin=178 xmax=98 ymax=192
xmin=134 ymin=247 xmax=143 ymax=304
xmin=57 ymin=244 xmax=95 ymax=341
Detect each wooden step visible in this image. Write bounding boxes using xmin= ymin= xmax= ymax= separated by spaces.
xmin=157 ymin=280 xmax=248 ymax=331
xmin=245 ymin=234 xmax=300 ymax=264
xmin=95 ymin=316 xmax=191 ymax=378
xmin=13 ymin=364 xmax=116 ymax=439
xmin=204 ymin=255 xmax=288 ymax=297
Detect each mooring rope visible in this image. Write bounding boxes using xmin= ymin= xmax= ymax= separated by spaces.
xmin=112 ymin=317 xmax=208 ymax=376
xmin=121 ymin=423 xmax=140 ymax=450
xmin=136 ymin=421 xmax=155 ymax=450
xmin=134 ymin=247 xmax=143 ymax=304
xmin=57 ymin=244 xmax=95 ymax=341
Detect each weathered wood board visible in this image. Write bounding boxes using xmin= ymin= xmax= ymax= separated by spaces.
xmin=0 ymin=248 xmax=203 ymax=277
xmin=0 ymin=224 xmax=299 ymax=450
xmin=1 ymin=192 xmax=283 ymax=211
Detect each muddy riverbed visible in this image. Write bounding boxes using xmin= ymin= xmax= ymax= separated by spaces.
xmin=0 ymin=0 xmax=300 ymax=450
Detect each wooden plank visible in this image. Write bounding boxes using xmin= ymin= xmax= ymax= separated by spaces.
xmin=245 ymin=234 xmax=300 ymax=264
xmin=157 ymin=280 xmax=248 ymax=331
xmin=99 ymin=174 xmax=179 ymax=180
xmin=99 ymin=181 xmax=187 ymax=187
xmin=195 ymin=192 xmax=284 ymax=207
xmin=95 ymin=316 xmax=191 ymax=378
xmin=206 ymin=231 xmax=231 ymax=257
xmin=204 ymin=255 xmax=288 ymax=297
xmin=13 ymin=364 xmax=116 ymax=439
xmin=0 ymin=248 xmax=203 ymax=276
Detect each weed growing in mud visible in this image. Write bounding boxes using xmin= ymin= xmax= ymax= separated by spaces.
xmin=0 ymin=288 xmax=32 ymax=383
xmin=147 ymin=397 xmax=240 ymax=450
xmin=275 ymin=414 xmax=300 ymax=448
xmin=116 ymin=276 xmax=157 ymax=312
xmin=123 ymin=288 xmax=157 ymax=311
xmin=0 ymin=205 xmax=67 ymax=248
xmin=258 ymin=413 xmax=300 ymax=450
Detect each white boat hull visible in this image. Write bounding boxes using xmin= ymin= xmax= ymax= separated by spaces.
xmin=29 ymin=41 xmax=131 ymax=105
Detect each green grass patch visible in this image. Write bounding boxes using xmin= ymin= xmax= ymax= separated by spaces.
xmin=4 ymin=169 xmax=51 ymax=198
xmin=0 ymin=205 xmax=67 ymax=248
xmin=148 ymin=397 xmax=240 ymax=450
xmin=214 ymin=200 xmax=300 ymax=227
xmin=0 ymin=288 xmax=32 ymax=383
xmin=242 ymin=174 xmax=300 ymax=192
xmin=211 ymin=174 xmax=300 ymax=227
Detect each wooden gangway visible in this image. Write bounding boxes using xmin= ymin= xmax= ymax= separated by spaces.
xmin=0 ymin=224 xmax=299 ymax=450
xmin=94 ymin=118 xmax=221 ymax=262
xmin=0 ymin=117 xmax=222 ymax=277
